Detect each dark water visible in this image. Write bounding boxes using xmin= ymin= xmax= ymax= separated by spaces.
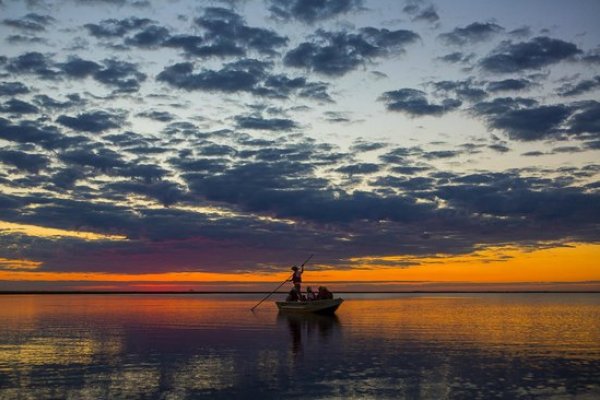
xmin=0 ymin=293 xmax=599 ymax=399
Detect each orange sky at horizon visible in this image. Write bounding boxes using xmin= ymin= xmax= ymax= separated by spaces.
xmin=1 ymin=242 xmax=598 ymax=290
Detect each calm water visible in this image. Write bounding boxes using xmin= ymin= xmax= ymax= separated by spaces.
xmin=0 ymin=294 xmax=599 ymax=399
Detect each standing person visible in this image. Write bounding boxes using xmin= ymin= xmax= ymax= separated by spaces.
xmin=291 ymin=264 xmax=304 ymax=298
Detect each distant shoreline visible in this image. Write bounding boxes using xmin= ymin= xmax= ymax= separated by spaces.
xmin=0 ymin=291 xmax=598 ymax=295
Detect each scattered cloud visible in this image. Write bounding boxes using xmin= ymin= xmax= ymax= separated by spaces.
xmin=480 ymin=37 xmax=582 ymax=73
xmin=284 ymin=28 xmax=420 ymax=76
xmin=439 ymin=22 xmax=504 ymax=46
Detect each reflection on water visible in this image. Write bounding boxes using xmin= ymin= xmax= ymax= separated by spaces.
xmin=278 ymin=312 xmax=341 ymax=356
xmin=0 ymin=294 xmax=599 ymax=399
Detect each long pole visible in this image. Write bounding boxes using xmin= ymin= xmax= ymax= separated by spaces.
xmin=250 ymin=254 xmax=313 ymax=311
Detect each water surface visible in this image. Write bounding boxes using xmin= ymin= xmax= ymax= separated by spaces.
xmin=1 ymin=293 xmax=599 ymax=399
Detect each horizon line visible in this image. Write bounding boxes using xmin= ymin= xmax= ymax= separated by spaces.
xmin=1 ymin=290 xmax=599 ymax=295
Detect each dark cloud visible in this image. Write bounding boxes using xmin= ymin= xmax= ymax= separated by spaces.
xmin=0 ymin=98 xmax=39 ymax=114
xmin=431 ymin=80 xmax=487 ymax=102
xmin=268 ymin=0 xmax=363 ymax=23
xmin=558 ymin=75 xmax=600 ymax=97
xmin=262 ymin=75 xmax=333 ymax=102
xmin=56 ymin=110 xmax=125 ymax=133
xmin=336 ymin=163 xmax=380 ymax=176
xmin=436 ymin=176 xmax=600 ymax=227
xmin=92 ymin=59 xmax=146 ymax=93
xmin=59 ymin=147 xmax=126 ymax=171
xmin=5 ymin=52 xmax=59 ymax=79
xmin=566 ymin=101 xmax=600 ymax=138
xmin=157 ymin=59 xmax=267 ymax=93
xmin=437 ymin=51 xmax=474 ymax=64
xmin=157 ymin=59 xmax=330 ymax=100
xmin=380 ymin=88 xmax=461 ymax=116
xmin=5 ymin=34 xmax=47 ymax=44
xmin=410 ymin=5 xmax=439 ymax=23
xmin=124 ymin=24 xmax=170 ymax=47
xmin=105 ymin=180 xmax=185 ymax=206
xmin=113 ymin=164 xmax=168 ymax=183
xmin=136 ymin=110 xmax=175 ymax=122
xmin=194 ymin=7 xmax=288 ymax=56
xmin=0 ymin=118 xmax=70 ymax=149
xmin=350 ymin=141 xmax=387 ymax=153
xmin=84 ymin=17 xmax=152 ymax=38
xmin=439 ymin=22 xmax=504 ymax=46
xmin=0 ymin=81 xmax=29 ymax=96
xmin=508 ymin=26 xmax=532 ymax=38
xmin=488 ymin=144 xmax=510 ymax=153
xmin=235 ymin=115 xmax=297 ymax=131
xmin=284 ymin=28 xmax=419 ymax=76
xmin=0 ymin=149 xmax=49 ymax=173
xmin=481 ymin=37 xmax=582 ymax=73
xmin=486 ymin=78 xmax=532 ymax=92
xmin=472 ymin=97 xmax=572 ymax=141
xmin=473 ymin=98 xmax=600 ymax=141
xmin=2 ymin=13 xmax=54 ymax=31
xmin=60 ymin=57 xmax=102 ymax=78
xmin=185 ymin=161 xmax=433 ymax=224
xmin=33 ymin=93 xmax=85 ymax=110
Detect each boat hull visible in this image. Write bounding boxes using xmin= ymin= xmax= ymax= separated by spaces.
xmin=276 ymin=298 xmax=343 ymax=314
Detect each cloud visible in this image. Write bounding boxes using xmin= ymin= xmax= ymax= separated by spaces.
xmin=412 ymin=5 xmax=439 ymax=23
xmin=566 ymin=101 xmax=600 ymax=138
xmin=136 ymin=110 xmax=176 ymax=122
xmin=124 ymin=24 xmax=170 ymax=47
xmin=481 ymin=37 xmax=582 ymax=73
xmin=59 ymin=147 xmax=126 ymax=171
xmin=558 ymin=75 xmax=600 ymax=97
xmin=60 ymin=57 xmax=102 ymax=78
xmin=268 ymin=0 xmax=363 ymax=23
xmin=157 ymin=59 xmax=330 ymax=100
xmin=0 ymin=149 xmax=49 ymax=173
xmin=92 ymin=59 xmax=147 ymax=93
xmin=33 ymin=93 xmax=85 ymax=110
xmin=439 ymin=22 xmax=504 ymax=46
xmin=56 ymin=110 xmax=125 ymax=133
xmin=194 ymin=7 xmax=288 ymax=56
xmin=0 ymin=82 xmax=30 ymax=96
xmin=5 ymin=52 xmax=59 ymax=79
xmin=380 ymin=88 xmax=461 ymax=116
xmin=473 ymin=98 xmax=600 ymax=141
xmin=336 ymin=163 xmax=380 ymax=175
xmin=430 ymin=79 xmax=487 ymax=102
xmin=284 ymin=28 xmax=420 ymax=76
xmin=486 ymin=78 xmax=533 ymax=92
xmin=0 ymin=98 xmax=39 ymax=114
xmin=157 ymin=59 xmax=267 ymax=93
xmin=472 ymin=97 xmax=572 ymax=140
xmin=235 ymin=115 xmax=297 ymax=131
xmin=0 ymin=118 xmax=70 ymax=149
xmin=437 ymin=51 xmax=474 ymax=64
xmin=105 ymin=180 xmax=185 ymax=206
xmin=2 ymin=13 xmax=55 ymax=31
xmin=84 ymin=17 xmax=152 ymax=38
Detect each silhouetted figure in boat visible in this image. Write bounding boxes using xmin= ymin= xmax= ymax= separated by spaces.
xmin=290 ymin=264 xmax=304 ymax=294
xmin=286 ymin=288 xmax=299 ymax=302
xmin=306 ymin=286 xmax=316 ymax=301
xmin=317 ymin=286 xmax=333 ymax=300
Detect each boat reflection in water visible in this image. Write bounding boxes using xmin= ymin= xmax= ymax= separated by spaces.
xmin=277 ymin=311 xmax=341 ymax=356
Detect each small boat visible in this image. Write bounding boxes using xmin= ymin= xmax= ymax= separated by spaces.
xmin=276 ymin=298 xmax=343 ymax=314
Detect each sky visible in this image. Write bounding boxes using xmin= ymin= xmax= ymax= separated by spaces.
xmin=0 ymin=0 xmax=598 ymax=291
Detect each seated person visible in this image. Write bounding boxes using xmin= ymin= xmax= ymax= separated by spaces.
xmin=318 ymin=286 xmax=333 ymax=300
xmin=306 ymin=286 xmax=316 ymax=301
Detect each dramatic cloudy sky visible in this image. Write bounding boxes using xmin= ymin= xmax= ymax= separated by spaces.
xmin=0 ymin=0 xmax=598 ymax=291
